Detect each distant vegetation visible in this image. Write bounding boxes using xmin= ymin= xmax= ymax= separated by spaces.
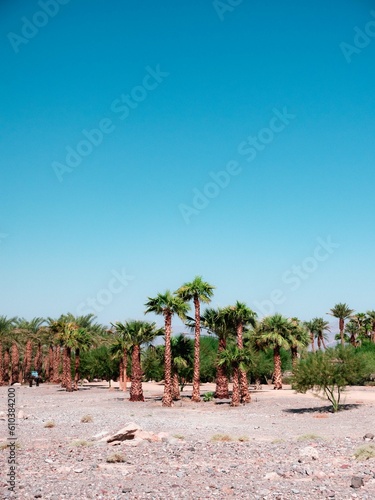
xmin=1 ymin=283 xmax=375 ymax=409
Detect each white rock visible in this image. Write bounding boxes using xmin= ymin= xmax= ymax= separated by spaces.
xmin=299 ymin=446 xmax=319 ymax=461
xmin=106 ymin=422 xmax=142 ymax=443
xmin=264 ymin=472 xmax=279 ymax=480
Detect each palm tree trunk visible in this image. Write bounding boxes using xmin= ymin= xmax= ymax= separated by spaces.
xmin=310 ymin=332 xmax=315 ymax=353
xmin=119 ymin=359 xmax=124 ymax=390
xmin=215 ymin=338 xmax=229 ymax=399
xmin=11 ymin=343 xmax=20 ymax=384
xmin=162 ymin=312 xmax=173 ymax=407
xmin=0 ymin=342 xmax=3 ymax=386
xmin=191 ymin=296 xmax=201 ymax=402
xmin=172 ymin=372 xmax=181 ymax=400
xmin=63 ymin=346 xmax=73 ymax=392
xmin=34 ymin=342 xmax=42 ymax=374
xmin=291 ymin=345 xmax=298 ymax=369
xmin=24 ymin=340 xmax=33 ymax=383
xmin=129 ymin=345 xmax=144 ymax=402
xmin=231 ymin=364 xmax=240 ymax=407
xmin=122 ymin=348 xmax=127 ymax=391
xmin=47 ymin=345 xmax=54 ymax=382
xmin=273 ymin=346 xmax=282 ymax=390
xmin=3 ymin=349 xmax=10 ymax=384
xmin=53 ymin=347 xmax=61 ymax=383
xmin=339 ymin=318 xmax=345 ymax=346
xmin=73 ymin=347 xmax=80 ymax=390
xmin=236 ymin=322 xmax=250 ymax=403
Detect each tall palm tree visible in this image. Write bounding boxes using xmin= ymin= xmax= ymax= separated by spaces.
xmin=312 ymin=317 xmax=330 ymax=350
xmin=253 ymin=314 xmax=296 ymax=390
xmin=303 ymin=319 xmax=316 ymax=353
xmin=112 ymin=320 xmax=161 ymax=402
xmin=62 ymin=313 xmax=103 ymax=390
xmin=328 ymin=303 xmax=354 ymax=347
xmin=345 ymin=320 xmax=360 ymax=347
xmin=145 ymin=290 xmax=190 ymax=407
xmin=176 ymin=276 xmax=215 ymax=402
xmin=352 ymin=313 xmax=371 ymax=342
xmin=200 ymin=307 xmax=234 ymax=399
xmin=0 ymin=316 xmax=16 ymax=386
xmin=366 ymin=310 xmax=375 ymax=343
xmin=14 ymin=317 xmax=46 ymax=383
xmin=218 ymin=344 xmax=251 ymax=407
xmin=221 ymin=302 xmax=257 ymax=403
xmin=289 ymin=318 xmax=310 ymax=367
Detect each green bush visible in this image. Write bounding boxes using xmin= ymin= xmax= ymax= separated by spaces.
xmin=292 ymin=346 xmax=373 ymax=412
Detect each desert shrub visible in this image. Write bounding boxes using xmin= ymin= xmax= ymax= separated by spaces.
xmin=354 ymin=444 xmax=375 ymax=461
xmin=292 ymin=346 xmax=373 ymax=412
xmin=80 ymin=346 xmax=119 ymax=382
xmin=106 ymin=452 xmax=126 ymax=463
xmin=200 ymin=336 xmax=218 ymax=382
xmin=80 ymin=415 xmax=93 ymax=423
xmin=142 ymin=345 xmax=164 ymax=382
xmin=203 ymin=391 xmax=214 ymax=402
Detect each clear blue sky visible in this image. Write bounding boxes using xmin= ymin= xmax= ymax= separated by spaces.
xmin=1 ymin=0 xmax=374 ymax=331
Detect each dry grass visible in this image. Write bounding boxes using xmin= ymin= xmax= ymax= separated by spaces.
xmin=237 ymin=436 xmax=249 ymax=442
xmin=0 ymin=442 xmax=21 ymax=450
xmin=211 ymin=434 xmax=232 ymax=442
xmin=173 ymin=434 xmax=185 ymax=440
xmin=80 ymin=415 xmax=93 ymax=423
xmin=71 ymin=440 xmax=92 ymax=447
xmin=297 ymin=433 xmax=323 ymax=441
xmin=44 ymin=420 xmax=55 ymax=428
xmin=106 ymin=452 xmax=126 ymax=463
xmin=354 ymin=444 xmax=375 ymax=461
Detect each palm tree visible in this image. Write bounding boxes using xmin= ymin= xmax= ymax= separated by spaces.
xmin=176 ymin=276 xmax=215 ymax=402
xmin=110 ymin=325 xmax=133 ymax=392
xmin=289 ymin=318 xmax=310 ymax=366
xmin=170 ymin=334 xmax=194 ymax=400
xmin=328 ymin=303 xmax=354 ymax=347
xmin=145 ymin=290 xmax=190 ymax=407
xmin=52 ymin=319 xmax=80 ymax=392
xmin=112 ymin=320 xmax=161 ymax=402
xmin=312 ymin=317 xmax=330 ymax=350
xmin=366 ymin=311 xmax=375 ymax=343
xmin=345 ymin=320 xmax=359 ymax=347
xmin=221 ymin=302 xmax=256 ymax=403
xmin=62 ymin=313 xmax=103 ymax=390
xmin=14 ymin=317 xmax=46 ymax=383
xmin=352 ymin=313 xmax=371 ymax=342
xmin=218 ymin=344 xmax=251 ymax=407
xmin=0 ymin=316 xmax=17 ymax=385
xmin=304 ymin=319 xmax=316 ymax=353
xmin=200 ymin=308 xmax=234 ymax=399
xmin=253 ymin=314 xmax=296 ymax=390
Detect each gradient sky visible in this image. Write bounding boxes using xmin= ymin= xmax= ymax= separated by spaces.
xmin=1 ymin=0 xmax=374 ymax=332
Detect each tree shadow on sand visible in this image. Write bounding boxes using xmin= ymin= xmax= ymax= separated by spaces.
xmin=283 ymin=403 xmax=361 ymax=414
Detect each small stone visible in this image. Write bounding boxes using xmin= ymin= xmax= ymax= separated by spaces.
xmin=299 ymin=446 xmax=319 ymax=461
xmin=351 ymin=476 xmax=364 ymax=489
xmin=363 ymin=433 xmax=374 ymax=441
xmin=264 ymin=472 xmax=279 ymax=480
xmin=73 ymin=468 xmax=84 ymax=473
xmin=122 ymin=488 xmax=132 ymax=493
xmin=291 ymin=489 xmax=300 ymax=494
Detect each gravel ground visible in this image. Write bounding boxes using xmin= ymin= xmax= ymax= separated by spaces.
xmin=1 ymin=383 xmax=374 ymax=499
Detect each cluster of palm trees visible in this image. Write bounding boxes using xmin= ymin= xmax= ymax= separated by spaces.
xmin=0 ymin=314 xmax=104 ymax=391
xmin=1 ymin=279 xmax=374 ymax=408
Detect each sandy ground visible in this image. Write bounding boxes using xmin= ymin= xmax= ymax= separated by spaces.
xmin=0 ymin=383 xmax=374 ymax=499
